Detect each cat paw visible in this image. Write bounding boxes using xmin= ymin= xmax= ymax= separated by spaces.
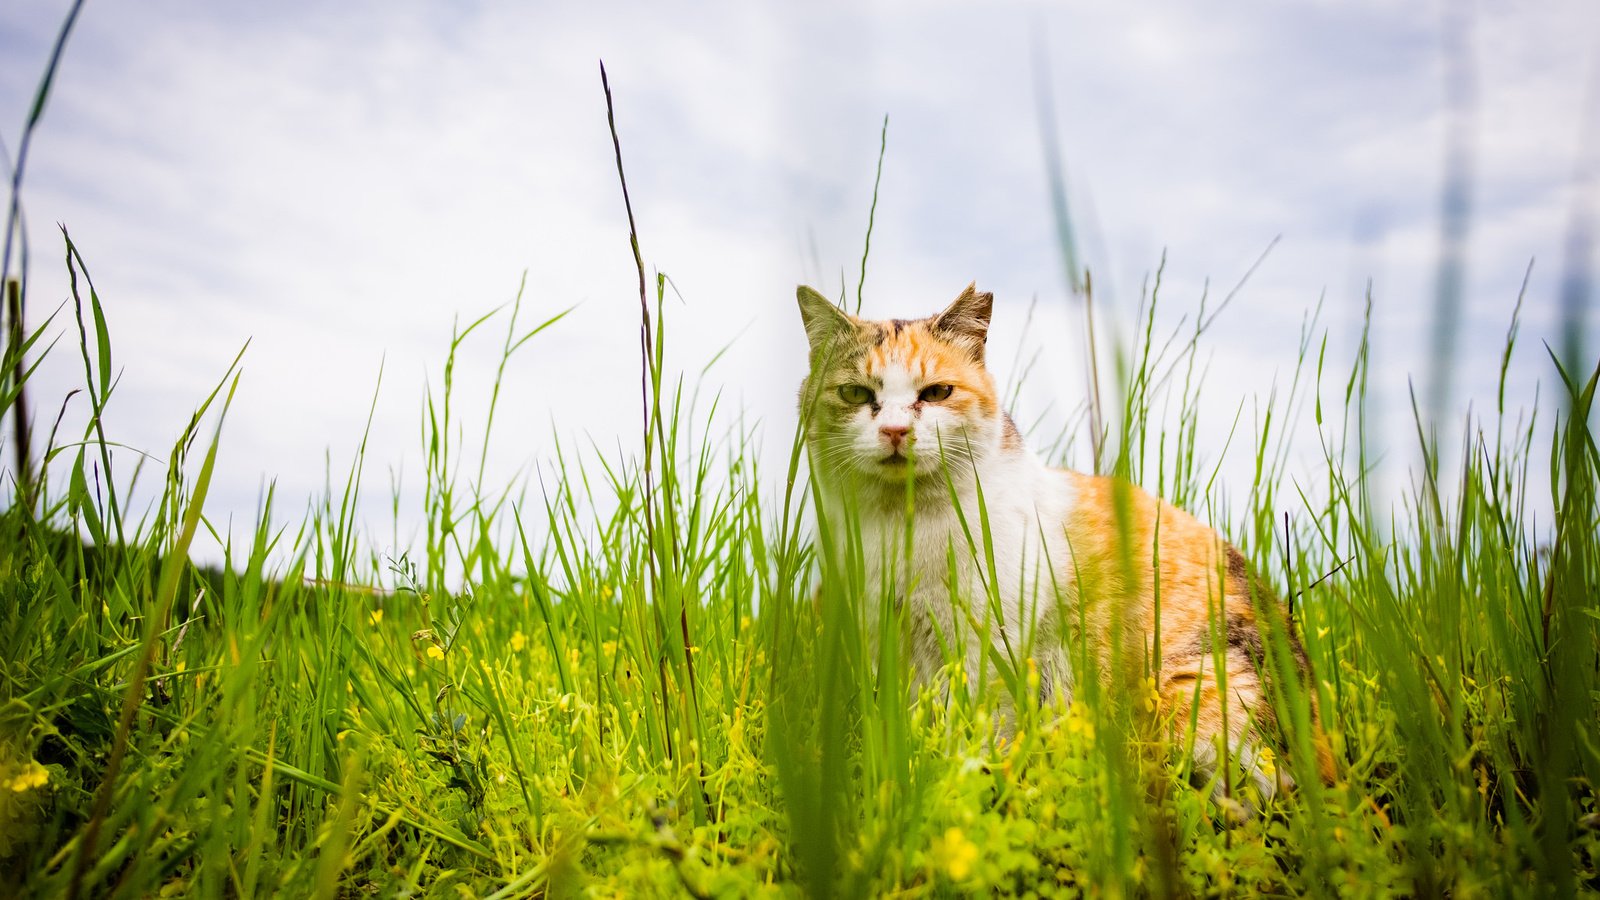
xmin=1194 ymin=739 xmax=1289 ymax=821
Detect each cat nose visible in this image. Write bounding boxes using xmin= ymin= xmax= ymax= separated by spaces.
xmin=879 ymin=424 xmax=910 ymax=449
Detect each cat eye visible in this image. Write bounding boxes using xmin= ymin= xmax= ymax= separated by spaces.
xmin=919 ymin=384 xmax=954 ymax=403
xmin=838 ymin=384 xmax=875 ymax=405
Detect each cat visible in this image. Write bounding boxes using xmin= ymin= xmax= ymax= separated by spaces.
xmin=796 ymin=282 xmax=1335 ymax=811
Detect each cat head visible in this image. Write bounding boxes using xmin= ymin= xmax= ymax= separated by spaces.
xmin=796 ymin=283 xmax=1007 ymax=488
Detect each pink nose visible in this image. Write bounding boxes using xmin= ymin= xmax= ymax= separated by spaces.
xmin=880 ymin=424 xmax=910 ymax=449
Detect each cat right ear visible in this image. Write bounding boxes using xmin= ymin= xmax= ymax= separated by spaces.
xmin=796 ymin=285 xmax=855 ymax=349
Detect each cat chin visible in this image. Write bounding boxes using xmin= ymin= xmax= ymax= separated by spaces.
xmin=823 ymin=451 xmax=919 ymax=480
xmin=861 ymin=454 xmax=952 ymax=484
xmin=870 ymin=459 xmax=916 ymax=481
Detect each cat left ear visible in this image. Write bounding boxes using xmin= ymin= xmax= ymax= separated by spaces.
xmin=797 ymin=285 xmax=856 ymax=350
xmin=933 ymin=283 xmax=993 ymax=359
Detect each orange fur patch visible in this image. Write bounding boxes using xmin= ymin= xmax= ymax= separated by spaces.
xmin=861 ymin=319 xmax=998 ymax=418
xmin=1062 ymin=472 xmax=1334 ymax=784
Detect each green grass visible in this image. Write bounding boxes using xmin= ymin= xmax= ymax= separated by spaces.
xmin=2 ymin=223 xmax=1597 ymax=896
xmin=3 ymin=30 xmax=1599 ymax=900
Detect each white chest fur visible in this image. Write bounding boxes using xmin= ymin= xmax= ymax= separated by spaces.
xmin=819 ymin=452 xmax=1078 ymax=697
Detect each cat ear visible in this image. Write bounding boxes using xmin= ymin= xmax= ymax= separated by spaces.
xmin=796 ymin=285 xmax=855 ymax=349
xmin=933 ymin=282 xmax=993 ymax=359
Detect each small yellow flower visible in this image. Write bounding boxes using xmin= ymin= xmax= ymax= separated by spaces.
xmin=601 ymin=640 xmax=618 ymax=656
xmin=1065 ymin=702 xmax=1096 ymax=740
xmin=509 ymin=630 xmax=527 ymax=653
xmin=930 ymin=827 xmax=979 ymax=881
xmin=601 ymin=584 xmax=614 ymax=600
xmin=369 ymin=609 xmax=383 ymax=626
xmin=426 ymin=645 xmax=446 ymax=661
xmin=8 ymin=761 xmax=48 ymax=792
xmin=1256 ymin=746 xmax=1277 ymax=779
xmin=1140 ymin=676 xmax=1160 ymax=714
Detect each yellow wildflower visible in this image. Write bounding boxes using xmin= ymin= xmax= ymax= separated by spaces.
xmin=8 ymin=761 xmax=48 ymax=792
xmin=509 ymin=630 xmax=527 ymax=652
xmin=426 ymin=645 xmax=446 ymax=661
xmin=601 ymin=584 xmax=614 ymax=600
xmin=1140 ymin=676 xmax=1160 ymax=714
xmin=369 ymin=608 xmax=383 ymax=626
xmin=929 ymin=827 xmax=979 ymax=881
xmin=1255 ymin=746 xmax=1277 ymax=779
xmin=1065 ymin=702 xmax=1096 ymax=740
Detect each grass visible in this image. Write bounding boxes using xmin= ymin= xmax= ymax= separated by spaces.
xmin=3 ymin=33 xmax=1600 ymax=900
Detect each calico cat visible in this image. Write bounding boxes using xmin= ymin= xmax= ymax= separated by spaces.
xmin=796 ymin=282 xmax=1335 ymax=808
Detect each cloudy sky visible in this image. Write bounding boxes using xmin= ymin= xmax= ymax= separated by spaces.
xmin=1 ymin=1 xmax=1596 ymax=567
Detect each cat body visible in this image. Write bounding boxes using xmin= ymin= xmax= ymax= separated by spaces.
xmin=797 ymin=283 xmax=1334 ymax=806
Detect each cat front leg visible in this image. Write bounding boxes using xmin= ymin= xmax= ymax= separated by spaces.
xmin=1160 ymin=647 xmax=1284 ymax=819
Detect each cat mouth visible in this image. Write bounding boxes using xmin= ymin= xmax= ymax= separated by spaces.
xmin=879 ymin=451 xmax=911 ymax=465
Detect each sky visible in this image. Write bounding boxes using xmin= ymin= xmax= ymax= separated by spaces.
xmin=1 ymin=1 xmax=1596 ymax=569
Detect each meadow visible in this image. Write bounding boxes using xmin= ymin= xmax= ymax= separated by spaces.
xmin=3 ymin=29 xmax=1600 ymax=900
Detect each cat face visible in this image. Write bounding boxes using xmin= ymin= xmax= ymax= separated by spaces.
xmin=797 ymin=284 xmax=1003 ymax=485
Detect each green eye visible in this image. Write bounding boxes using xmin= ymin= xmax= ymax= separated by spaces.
xmin=919 ymin=384 xmax=954 ymax=403
xmin=838 ymin=384 xmax=875 ymax=405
